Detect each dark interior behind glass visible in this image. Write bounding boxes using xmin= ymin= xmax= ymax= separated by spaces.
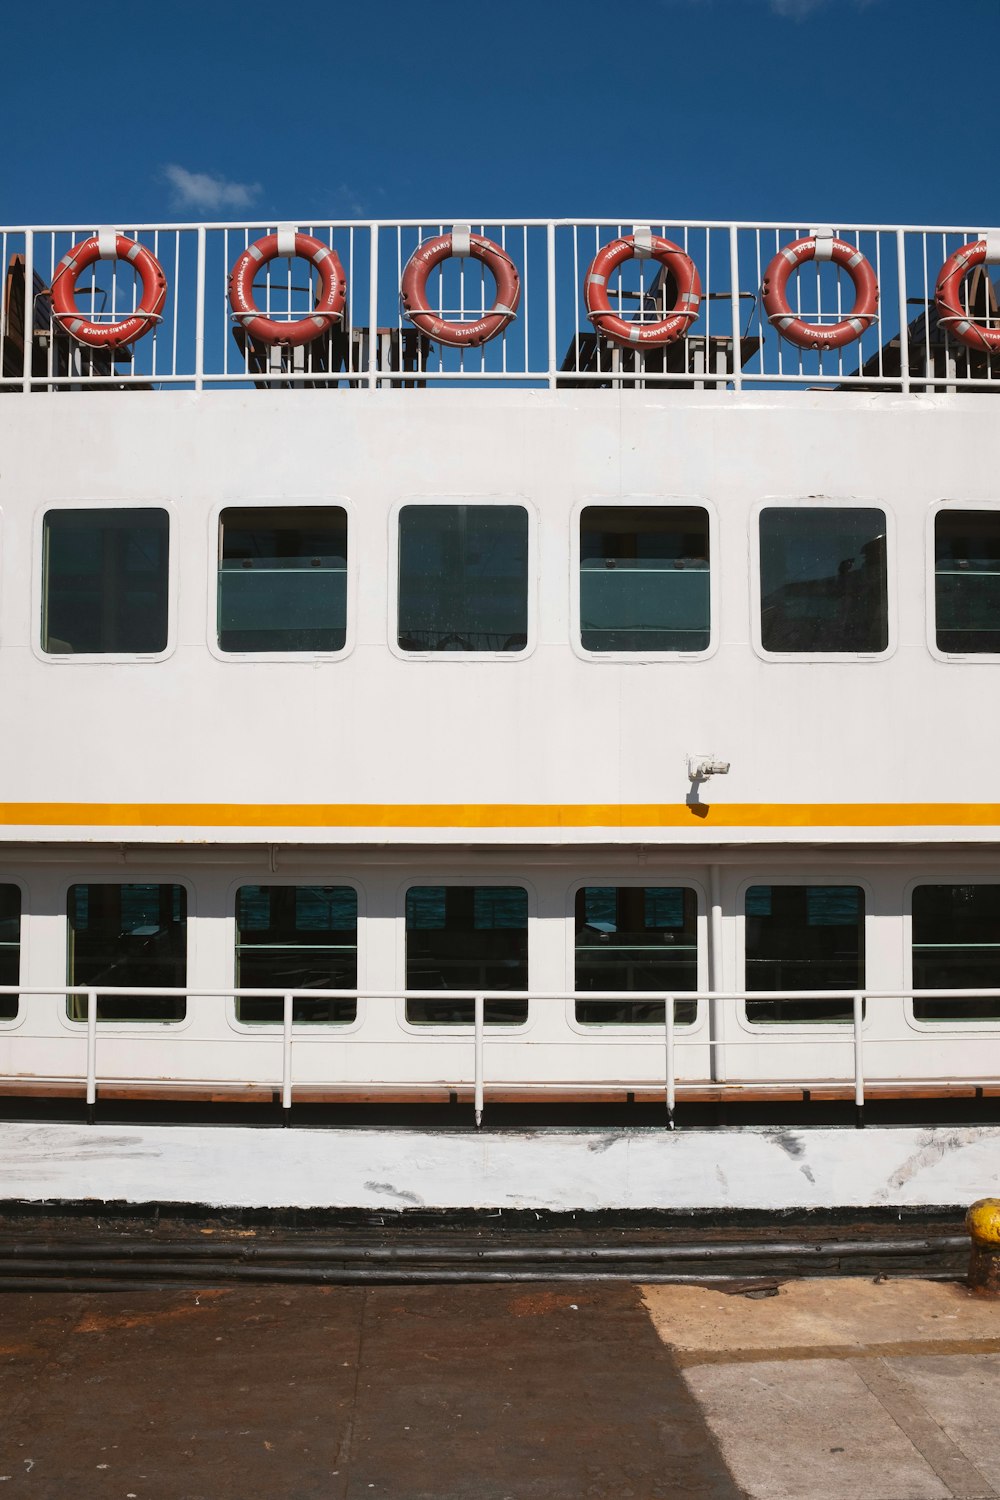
xmin=912 ymin=884 xmax=1000 ymax=1020
xmin=745 ymin=885 xmax=864 ymax=1023
xmin=67 ymin=884 xmax=186 ymax=1022
xmin=235 ymin=885 xmax=358 ymax=1024
xmin=580 ymin=506 xmax=710 ymax=652
xmin=759 ymin=508 xmax=887 ymax=653
xmin=398 ymin=505 xmax=528 ymax=652
xmin=575 ymin=886 xmax=697 ymax=1023
xmin=0 ymin=886 xmax=20 ymax=1021
xmin=935 ymin=511 xmax=1000 ymax=655
xmin=405 ymin=886 xmax=528 ymax=1023
xmin=42 ymin=508 xmax=169 ymax=655
xmin=218 ymin=507 xmax=348 ymax=653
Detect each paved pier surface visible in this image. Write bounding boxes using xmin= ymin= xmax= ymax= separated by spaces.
xmin=1 ymin=1279 xmax=999 ymax=1498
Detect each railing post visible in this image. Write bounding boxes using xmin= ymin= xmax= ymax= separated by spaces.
xmin=474 ymin=994 xmax=485 ymax=1128
xmin=895 ymin=228 xmax=910 ymax=395
xmin=853 ymin=992 xmax=865 ymax=1129
xmin=368 ymin=224 xmax=380 ymax=390
xmin=21 ymin=229 xmax=34 ymax=395
xmin=85 ymin=989 xmax=97 ymax=1123
xmin=664 ymin=995 xmax=676 ymax=1129
xmin=281 ymin=992 xmax=293 ymax=1120
xmin=194 ymin=225 xmax=207 ymax=392
xmin=728 ymin=224 xmax=743 ymax=392
xmin=546 ymin=222 xmax=558 ymax=390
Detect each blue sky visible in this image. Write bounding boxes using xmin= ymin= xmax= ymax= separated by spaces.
xmin=4 ymin=0 xmax=997 ymax=229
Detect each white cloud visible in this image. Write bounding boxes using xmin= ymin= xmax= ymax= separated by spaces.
xmin=769 ymin=0 xmax=879 ymax=15
xmin=164 ymin=164 xmax=262 ymax=212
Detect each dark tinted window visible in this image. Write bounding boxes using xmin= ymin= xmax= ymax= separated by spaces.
xmin=759 ymin=508 xmax=887 ymax=653
xmin=580 ymin=507 xmax=710 ymax=652
xmin=745 ymin=885 xmax=864 ymax=1023
xmin=405 ymin=885 xmax=528 ymax=1024
xmin=235 ymin=885 xmax=357 ymax=1024
xmin=42 ymin=508 xmax=169 ymax=655
xmin=934 ymin=511 xmax=1000 ymax=654
xmin=398 ymin=505 xmax=528 ymax=652
xmin=575 ymin=886 xmax=697 ymax=1024
xmin=218 ymin=507 xmax=347 ymax=653
xmin=67 ymin=884 xmax=186 ymax=1022
xmin=0 ymin=886 xmax=20 ymax=1021
xmin=912 ymin=885 xmax=1000 ymax=1020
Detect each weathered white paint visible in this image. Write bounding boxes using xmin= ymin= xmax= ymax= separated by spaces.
xmin=0 ymin=1122 xmax=996 ymax=1211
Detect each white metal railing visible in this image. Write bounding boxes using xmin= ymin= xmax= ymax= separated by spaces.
xmin=1 ymin=986 xmax=998 ymax=1127
xmin=3 ymin=219 xmax=1000 ymax=394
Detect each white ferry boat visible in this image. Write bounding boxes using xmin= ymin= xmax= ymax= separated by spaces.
xmin=0 ymin=215 xmax=998 ymax=1216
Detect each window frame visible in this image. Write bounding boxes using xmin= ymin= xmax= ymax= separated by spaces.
xmin=33 ymin=502 xmax=177 ymax=665
xmin=926 ymin=500 xmax=1000 ymax=665
xmin=208 ymin=498 xmax=355 ymax=663
xmin=564 ymin=876 xmax=708 ymax=1037
xmin=0 ymin=876 xmax=27 ymax=1032
xmin=903 ymin=875 xmax=1000 ymax=1035
xmin=226 ymin=876 xmax=366 ymax=1035
xmin=570 ymin=498 xmax=719 ymax=664
xmin=750 ymin=497 xmax=896 ymax=664
xmin=389 ymin=496 xmax=537 ymax=663
xmin=734 ymin=875 xmax=875 ymax=1036
xmin=59 ymin=874 xmax=194 ymax=1033
xmin=395 ymin=874 xmax=536 ymax=1035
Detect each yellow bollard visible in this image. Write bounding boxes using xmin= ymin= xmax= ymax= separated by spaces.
xmin=966 ymin=1198 xmax=1000 ymax=1298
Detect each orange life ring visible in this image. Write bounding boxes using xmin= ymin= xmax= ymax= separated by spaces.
xmin=401 ymin=233 xmax=520 ymax=347
xmin=584 ymin=234 xmax=701 ymax=348
xmin=50 ymin=235 xmax=166 ymax=350
xmin=762 ymin=236 xmax=878 ymax=350
xmin=228 ymin=233 xmax=346 ymax=347
xmin=935 ymin=241 xmax=1000 ymax=352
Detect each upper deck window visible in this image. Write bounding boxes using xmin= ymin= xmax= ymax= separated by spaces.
xmin=405 ymin=885 xmax=528 ymax=1024
xmin=42 ymin=508 xmax=169 ymax=655
xmin=912 ymin=885 xmax=1000 ymax=1021
xmin=575 ymin=886 xmax=698 ymax=1024
xmin=218 ymin=507 xmax=347 ymax=653
xmin=235 ymin=885 xmax=357 ymax=1024
xmin=0 ymin=887 xmax=20 ymax=1022
xmin=934 ymin=511 xmax=1000 ymax=655
xmin=758 ymin=507 xmax=888 ymax=654
xmin=745 ymin=885 xmax=864 ymax=1024
xmin=397 ymin=505 xmax=528 ymax=653
xmin=67 ymin=883 xmax=186 ymax=1022
xmin=579 ymin=507 xmax=710 ymax=653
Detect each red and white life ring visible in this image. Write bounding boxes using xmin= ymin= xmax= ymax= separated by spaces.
xmin=762 ymin=237 xmax=878 ymax=350
xmin=228 ymin=233 xmax=346 ymax=347
xmin=584 ymin=234 xmax=701 ymax=348
xmin=401 ymin=233 xmax=520 ymax=347
xmin=50 ymin=235 xmax=167 ymax=350
xmin=935 ymin=241 xmax=1000 ymax=353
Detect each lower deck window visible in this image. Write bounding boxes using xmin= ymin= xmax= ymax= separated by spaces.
xmin=912 ymin=885 xmax=1000 ymax=1021
xmin=575 ymin=887 xmax=697 ymax=1024
xmin=235 ymin=885 xmax=357 ymax=1024
xmin=934 ymin=511 xmax=1000 ymax=654
xmin=67 ymin=884 xmax=186 ymax=1022
xmin=745 ymin=885 xmax=864 ymax=1023
xmin=405 ymin=886 xmax=528 ymax=1024
xmin=0 ymin=886 xmax=20 ymax=1021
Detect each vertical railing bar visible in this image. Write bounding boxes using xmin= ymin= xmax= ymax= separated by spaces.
xmin=665 ymin=994 xmax=676 ymax=1128
xmin=21 ymin=229 xmax=34 ymax=394
xmin=282 ymin=992 xmax=294 ymax=1115
xmin=896 ymin=228 xmax=910 ymax=394
xmin=922 ymin=233 xmax=932 ymax=388
xmin=86 ymin=989 xmax=98 ymax=1119
xmin=520 ymin=222 xmax=528 ymax=375
xmin=853 ymin=992 xmax=865 ymax=1128
xmin=729 ymin=224 xmax=742 ymax=391
xmin=874 ymin=231 xmax=883 ymax=380
xmin=474 ymin=993 xmax=485 ymax=1127
xmin=194 ymin=225 xmax=206 ymax=392
xmin=368 ymin=223 xmax=379 ymax=390
xmin=572 ymin=225 xmax=581 ymax=376
xmin=547 ymin=222 xmax=558 ymax=388
xmin=150 ymin=229 xmax=159 ymax=378
xmin=172 ymin=231 xmax=181 ymax=379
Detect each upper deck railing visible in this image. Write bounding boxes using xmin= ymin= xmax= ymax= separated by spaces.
xmin=2 ymin=218 xmax=1000 ymax=394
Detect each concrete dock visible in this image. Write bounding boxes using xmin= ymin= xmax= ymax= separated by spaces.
xmin=1 ymin=1278 xmax=998 ymax=1498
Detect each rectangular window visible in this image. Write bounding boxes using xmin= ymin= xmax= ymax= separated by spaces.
xmin=575 ymin=886 xmax=697 ymax=1024
xmin=758 ymin=508 xmax=887 ymax=653
xmin=745 ymin=885 xmax=864 ymax=1023
xmin=934 ymin=511 xmax=1000 ymax=654
xmin=0 ymin=886 xmax=21 ymax=1022
xmin=405 ymin=885 xmax=528 ymax=1024
xmin=580 ymin=507 xmax=710 ymax=652
xmin=218 ymin=507 xmax=348 ymax=653
xmin=235 ymin=885 xmax=357 ymax=1024
xmin=67 ymin=884 xmax=186 ymax=1022
xmin=397 ymin=505 xmax=528 ymax=653
xmin=912 ymin=885 xmax=1000 ymax=1021
xmin=42 ymin=508 xmax=169 ymax=655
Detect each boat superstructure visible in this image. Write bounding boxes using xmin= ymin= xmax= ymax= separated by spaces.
xmin=1 ymin=215 xmax=999 ymax=1212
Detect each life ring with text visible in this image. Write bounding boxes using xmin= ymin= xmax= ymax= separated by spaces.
xmin=762 ymin=236 xmax=878 ymax=350
xmin=584 ymin=234 xmax=701 ymax=348
xmin=228 ymin=233 xmax=347 ymax=347
xmin=50 ymin=235 xmax=167 ymax=350
xmin=401 ymin=233 xmax=520 ymax=347
xmin=935 ymin=241 xmax=1000 ymax=352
